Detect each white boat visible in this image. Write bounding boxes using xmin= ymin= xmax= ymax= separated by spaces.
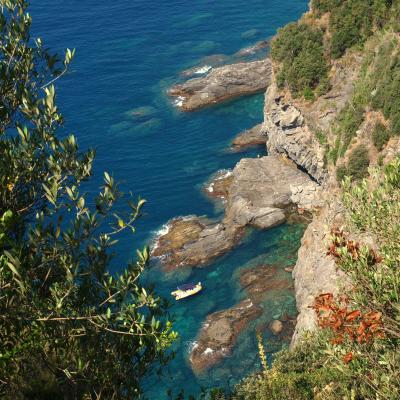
xmin=171 ymin=282 xmax=202 ymax=300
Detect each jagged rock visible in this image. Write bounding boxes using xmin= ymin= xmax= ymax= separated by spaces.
xmin=152 ymin=217 xmax=241 ymax=270
xmin=190 ymin=299 xmax=261 ymax=373
xmin=169 ymin=59 xmax=272 ymax=111
xmin=262 ymin=76 xmax=327 ymax=183
xmin=225 ymin=155 xmax=317 ymax=228
xmin=204 ymin=171 xmax=233 ymax=200
xmin=231 ymin=123 xmax=266 ymax=150
xmin=269 ymin=320 xmax=283 ymax=335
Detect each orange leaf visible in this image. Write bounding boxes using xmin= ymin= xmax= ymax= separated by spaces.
xmin=346 ymin=310 xmax=361 ymax=322
xmin=342 ymin=352 xmax=353 ymax=364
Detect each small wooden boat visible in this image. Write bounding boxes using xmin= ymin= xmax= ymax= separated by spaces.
xmin=171 ymin=282 xmax=202 ymax=300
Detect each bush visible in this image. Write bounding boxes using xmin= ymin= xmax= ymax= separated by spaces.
xmin=303 ymin=86 xmax=315 ymax=101
xmin=372 ymin=122 xmax=391 ymax=150
xmin=334 ymin=103 xmax=364 ymax=157
xmin=336 ymin=165 xmax=348 ymax=182
xmin=313 ymin=0 xmax=392 ymax=59
xmin=347 ymin=145 xmax=370 ymax=180
xmin=232 ymin=335 xmax=352 ymax=400
xmin=271 ymin=23 xmax=328 ymax=96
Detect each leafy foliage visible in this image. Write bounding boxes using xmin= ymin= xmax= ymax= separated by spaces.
xmin=312 ymin=0 xmax=393 ymax=58
xmin=231 ymin=334 xmax=352 ymax=400
xmin=347 ymin=145 xmax=370 ymax=180
xmin=0 ymin=1 xmax=176 ymax=398
xmin=372 ymin=122 xmax=391 ymax=150
xmin=271 ymin=23 xmax=328 ymax=97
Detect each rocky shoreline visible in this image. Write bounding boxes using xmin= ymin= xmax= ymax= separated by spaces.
xmin=169 ymin=59 xmax=272 ymax=111
xmin=154 ymin=48 xmax=353 ymax=372
xmin=153 ymin=154 xmax=320 ymax=271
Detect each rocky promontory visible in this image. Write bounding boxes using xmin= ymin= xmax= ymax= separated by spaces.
xmin=153 ymin=155 xmax=320 ymax=270
xmin=231 ymin=123 xmax=265 ymax=151
xmin=190 ymin=299 xmax=261 ymax=373
xmin=152 ymin=217 xmax=241 ymax=270
xmin=169 ymin=59 xmax=272 ymax=111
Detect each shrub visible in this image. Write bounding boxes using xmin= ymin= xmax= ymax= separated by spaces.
xmin=336 ymin=165 xmax=348 ymax=182
xmin=303 ymin=86 xmax=315 ymax=101
xmin=315 ymin=76 xmax=332 ymax=97
xmin=271 ymin=23 xmax=328 ymax=95
xmin=347 ymin=144 xmax=370 ymax=180
xmin=232 ymin=334 xmax=352 ymax=400
xmin=313 ymin=0 xmax=393 ymax=59
xmin=372 ymin=122 xmax=391 ymax=150
xmin=335 ymin=103 xmax=364 ymax=157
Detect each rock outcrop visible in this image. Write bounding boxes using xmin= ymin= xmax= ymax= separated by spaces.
xmin=225 ymin=156 xmax=318 ymax=230
xmin=169 ymin=59 xmax=272 ymax=111
xmin=153 ymin=155 xmax=320 ymax=270
xmin=190 ymin=299 xmax=261 ymax=373
xmin=203 ymin=170 xmax=233 ymax=200
xmin=231 ymin=123 xmax=266 ymax=151
xmin=291 ymin=199 xmax=347 ymax=346
xmin=152 ymin=217 xmax=241 ymax=271
xmin=263 ymin=77 xmax=327 ymax=183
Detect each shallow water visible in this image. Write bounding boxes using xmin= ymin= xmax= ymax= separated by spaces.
xmin=30 ymin=0 xmax=308 ymax=397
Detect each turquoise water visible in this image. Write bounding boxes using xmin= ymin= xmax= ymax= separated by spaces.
xmin=30 ymin=0 xmax=308 ymax=397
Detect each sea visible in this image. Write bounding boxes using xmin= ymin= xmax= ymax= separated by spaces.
xmin=30 ymin=1 xmax=308 ymax=398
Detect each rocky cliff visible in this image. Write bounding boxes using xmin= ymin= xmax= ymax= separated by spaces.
xmin=262 ymin=56 xmax=360 ymax=346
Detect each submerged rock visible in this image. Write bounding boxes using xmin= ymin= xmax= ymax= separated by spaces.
xmin=190 ymin=299 xmax=261 ymax=373
xmin=239 ymin=265 xmax=291 ymax=303
xmin=169 ymin=59 xmax=272 ymax=111
xmin=231 ymin=123 xmax=265 ymax=151
xmin=234 ymin=40 xmax=269 ymax=58
xmin=241 ymin=28 xmax=261 ymax=39
xmin=269 ymin=319 xmax=283 ymax=335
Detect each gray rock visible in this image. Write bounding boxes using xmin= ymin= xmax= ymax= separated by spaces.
xmin=231 ymin=123 xmax=266 ymax=151
xmin=291 ymin=200 xmax=348 ymax=347
xmin=169 ymin=59 xmax=272 ymax=111
xmin=153 ymin=155 xmax=319 ymax=270
xmin=262 ymin=75 xmax=327 ymax=183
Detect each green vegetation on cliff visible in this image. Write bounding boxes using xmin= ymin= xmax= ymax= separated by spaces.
xmin=312 ymin=0 xmax=393 ymax=58
xmin=271 ymin=23 xmax=328 ymax=97
xmin=0 ymin=1 xmax=176 ymax=398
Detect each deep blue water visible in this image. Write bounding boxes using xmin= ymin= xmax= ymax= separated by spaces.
xmin=31 ymin=0 xmax=308 ymax=398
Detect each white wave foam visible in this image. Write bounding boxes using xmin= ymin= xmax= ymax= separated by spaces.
xmin=174 ymin=96 xmax=185 ymax=107
xmin=194 ymin=65 xmax=212 ymax=74
xmin=203 ymin=347 xmax=214 ymax=355
xmin=187 ymin=340 xmax=198 ymax=353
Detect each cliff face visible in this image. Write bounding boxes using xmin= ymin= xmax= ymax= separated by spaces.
xmin=262 ymin=73 xmax=327 ymax=183
xmin=262 ymin=55 xmax=360 ymax=345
